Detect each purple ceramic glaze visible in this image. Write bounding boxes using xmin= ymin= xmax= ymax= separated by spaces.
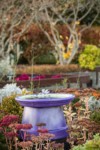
xmin=15 ymin=93 xmax=75 ymax=139
xmin=16 ymin=93 xmax=75 ymax=107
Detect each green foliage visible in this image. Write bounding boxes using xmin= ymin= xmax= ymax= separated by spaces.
xmin=72 ymin=134 xmax=100 ymax=150
xmin=71 ymin=98 xmax=80 ymax=105
xmin=78 ymin=7 xmax=100 ymax=26
xmin=72 ymin=145 xmax=85 ymax=150
xmin=34 ymin=53 xmax=56 ymax=64
xmin=71 ymin=98 xmax=80 ymax=111
xmin=0 ymin=143 xmax=8 ymax=150
xmin=0 ymin=133 xmax=6 ymax=144
xmin=84 ymin=134 xmax=100 ymax=150
xmin=90 ymin=110 xmax=100 ymax=123
xmin=0 ymin=95 xmax=23 ymax=120
xmin=79 ymin=45 xmax=100 ymax=70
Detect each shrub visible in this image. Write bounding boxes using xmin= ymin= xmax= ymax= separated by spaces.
xmin=90 ymin=110 xmax=100 ymax=123
xmin=18 ymin=24 xmax=53 ymax=64
xmin=78 ymin=45 xmax=100 ymax=70
xmin=0 ymin=83 xmax=30 ymax=120
xmin=0 ymin=94 xmax=23 ymax=120
xmin=72 ymin=134 xmax=100 ymax=150
xmin=34 ymin=53 xmax=56 ymax=64
xmin=82 ymin=27 xmax=100 ymax=46
xmin=17 ymin=24 xmax=100 ymax=65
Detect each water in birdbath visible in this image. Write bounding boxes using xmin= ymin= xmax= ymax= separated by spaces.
xmin=18 ymin=93 xmax=73 ymax=100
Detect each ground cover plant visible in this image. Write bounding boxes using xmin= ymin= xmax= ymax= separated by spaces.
xmin=56 ymin=88 xmax=100 ymax=149
xmin=72 ymin=133 xmax=100 ymax=150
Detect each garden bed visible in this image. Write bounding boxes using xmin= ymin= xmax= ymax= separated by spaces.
xmin=0 ymin=72 xmax=91 ymax=89
xmin=15 ymin=64 xmax=80 ymax=74
xmin=0 ymin=87 xmax=100 ymax=150
xmin=15 ymin=65 xmax=100 ymax=86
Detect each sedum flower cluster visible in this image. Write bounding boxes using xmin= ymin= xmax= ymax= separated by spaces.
xmin=0 ymin=83 xmax=22 ymax=103
xmin=0 ymin=115 xmax=19 ymax=127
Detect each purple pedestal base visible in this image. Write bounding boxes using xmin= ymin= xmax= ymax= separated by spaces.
xmin=22 ymin=106 xmax=68 ymax=139
xmin=16 ymin=93 xmax=75 ymax=139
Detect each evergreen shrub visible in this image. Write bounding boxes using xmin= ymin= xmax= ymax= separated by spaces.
xmin=79 ymin=45 xmax=100 ymax=70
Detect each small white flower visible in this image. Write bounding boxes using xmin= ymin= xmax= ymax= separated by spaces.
xmin=41 ymin=89 xmax=50 ymax=94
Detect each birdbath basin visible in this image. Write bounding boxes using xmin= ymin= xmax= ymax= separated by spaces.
xmin=15 ymin=93 xmax=75 ymax=139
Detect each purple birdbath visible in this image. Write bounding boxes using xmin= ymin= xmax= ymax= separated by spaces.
xmin=15 ymin=93 xmax=75 ymax=140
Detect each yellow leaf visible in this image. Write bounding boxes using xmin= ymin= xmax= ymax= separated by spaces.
xmin=68 ymin=43 xmax=73 ymax=49
xmin=63 ymin=51 xmax=71 ymax=59
xmin=66 ymin=36 xmax=68 ymax=40
xmin=75 ymin=21 xmax=80 ymax=25
xmin=78 ymin=40 xmax=81 ymax=44
xmin=60 ymin=35 xmax=63 ymax=39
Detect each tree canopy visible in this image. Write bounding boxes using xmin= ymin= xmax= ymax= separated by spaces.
xmin=0 ymin=0 xmax=100 ymax=65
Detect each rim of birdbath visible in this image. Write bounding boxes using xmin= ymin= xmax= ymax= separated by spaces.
xmin=15 ymin=93 xmax=75 ymax=107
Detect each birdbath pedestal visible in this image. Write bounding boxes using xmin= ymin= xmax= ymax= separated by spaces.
xmin=15 ymin=93 xmax=75 ymax=139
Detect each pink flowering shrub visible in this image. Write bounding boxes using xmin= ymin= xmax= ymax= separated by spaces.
xmin=15 ymin=74 xmax=63 ymax=81
xmin=15 ymin=74 xmax=30 ymax=81
xmin=51 ymin=74 xmax=62 ymax=79
xmin=33 ymin=75 xmax=46 ymax=80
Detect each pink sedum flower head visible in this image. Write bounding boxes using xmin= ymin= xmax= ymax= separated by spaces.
xmin=15 ymin=124 xmax=33 ymax=130
xmin=0 ymin=115 xmax=19 ymax=127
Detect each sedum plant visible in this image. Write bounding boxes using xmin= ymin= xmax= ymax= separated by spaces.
xmin=78 ymin=45 xmax=100 ymax=70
